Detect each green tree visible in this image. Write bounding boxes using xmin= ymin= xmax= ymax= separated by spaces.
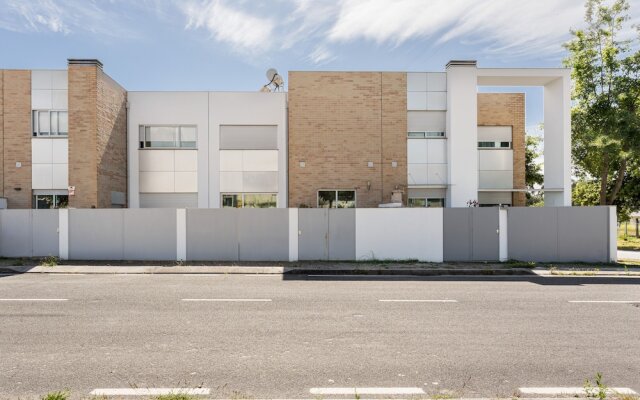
xmin=525 ymin=135 xmax=544 ymax=206
xmin=564 ymin=0 xmax=640 ymax=212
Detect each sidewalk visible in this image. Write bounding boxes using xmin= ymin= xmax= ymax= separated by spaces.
xmin=1 ymin=261 xmax=639 ymax=277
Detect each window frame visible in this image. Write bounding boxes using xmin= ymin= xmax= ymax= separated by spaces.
xmin=32 ymin=194 xmax=69 ymax=209
xmin=407 ymin=131 xmax=445 ymax=139
xmin=221 ymin=193 xmax=277 ymax=208
xmin=32 ymin=110 xmax=68 ymax=137
xmin=408 ymin=197 xmax=445 ymax=208
xmin=139 ymin=125 xmax=198 ymax=149
xmin=478 ymin=141 xmax=512 ymax=149
xmin=317 ymin=189 xmax=357 ymax=208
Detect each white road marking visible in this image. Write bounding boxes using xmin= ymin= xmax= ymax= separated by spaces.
xmin=310 ymin=387 xmax=425 ymax=395
xmin=181 ymin=298 xmax=272 ymax=302
xmin=243 ymin=274 xmax=280 ymax=277
xmin=379 ymin=299 xmax=458 ymax=303
xmin=569 ymin=300 xmax=640 ymax=303
xmin=0 ymin=298 xmax=68 ymax=302
xmin=519 ymin=387 xmax=637 ymax=395
xmin=90 ymin=388 xmax=210 ymax=396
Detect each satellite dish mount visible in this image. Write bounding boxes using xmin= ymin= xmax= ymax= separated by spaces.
xmin=261 ymin=68 xmax=284 ymax=92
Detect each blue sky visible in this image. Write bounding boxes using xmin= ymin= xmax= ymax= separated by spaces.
xmin=1 ymin=0 xmax=639 ymax=132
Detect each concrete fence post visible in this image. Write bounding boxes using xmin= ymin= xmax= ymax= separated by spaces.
xmin=498 ymin=208 xmax=508 ymax=262
xmin=288 ymin=208 xmax=299 ymax=262
xmin=58 ymin=209 xmax=69 ymax=260
xmin=176 ymin=209 xmax=187 ymax=261
xmin=609 ymin=206 xmax=617 ymax=263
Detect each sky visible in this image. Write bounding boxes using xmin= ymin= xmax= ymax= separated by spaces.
xmin=1 ymin=0 xmax=639 ymax=133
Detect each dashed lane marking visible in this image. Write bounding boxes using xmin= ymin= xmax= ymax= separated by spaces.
xmin=310 ymin=387 xmax=426 ymax=395
xmin=90 ymin=388 xmax=211 ymax=396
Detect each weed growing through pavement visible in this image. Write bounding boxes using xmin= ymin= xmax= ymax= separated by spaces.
xmin=40 ymin=390 xmax=70 ymax=400
xmin=154 ymin=394 xmax=198 ymax=400
xmin=40 ymin=255 xmax=59 ymax=267
xmin=431 ymin=394 xmax=456 ymax=400
xmin=584 ymin=372 xmax=608 ymax=400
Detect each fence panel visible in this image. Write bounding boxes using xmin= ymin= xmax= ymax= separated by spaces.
xmin=69 ymin=209 xmax=124 ymax=260
xmin=472 ymin=208 xmax=500 ymax=261
xmin=298 ymin=209 xmax=328 ymax=260
xmin=443 ymin=209 xmax=472 ymax=261
xmin=186 ymin=209 xmax=238 ymax=261
xmin=0 ymin=210 xmax=32 ymax=257
xmin=32 ymin=210 xmax=59 ymax=257
xmin=328 ymin=209 xmax=356 ymax=260
xmin=237 ymin=209 xmax=289 ymax=261
xmin=557 ymin=207 xmax=609 ymax=262
xmin=123 ymin=209 xmax=177 ymax=260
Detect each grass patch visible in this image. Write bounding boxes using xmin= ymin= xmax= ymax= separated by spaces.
xmin=507 ymin=260 xmax=537 ymax=268
xmin=41 ymin=390 xmax=70 ymax=400
xmin=618 ymin=235 xmax=640 ymax=251
xmin=154 ymin=394 xmax=198 ymax=400
xmin=40 ymin=256 xmax=59 ymax=267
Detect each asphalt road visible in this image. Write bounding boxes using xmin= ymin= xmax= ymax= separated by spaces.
xmin=0 ymin=273 xmax=639 ymax=399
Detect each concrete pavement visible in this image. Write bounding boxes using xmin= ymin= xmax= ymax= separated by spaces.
xmin=619 ymin=250 xmax=640 ymax=261
xmin=0 ymin=273 xmax=638 ymax=399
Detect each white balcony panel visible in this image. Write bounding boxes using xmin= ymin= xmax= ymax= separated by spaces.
xmin=32 ymin=139 xmax=53 ymax=164
xmin=407 ymin=111 xmax=446 ymax=132
xmin=51 ymin=90 xmax=68 ymax=109
xmin=243 ymin=150 xmax=278 ymax=172
xmin=407 ymin=139 xmax=428 ymax=164
xmin=220 ymin=150 xmax=243 ymax=172
xmin=478 ymin=191 xmax=512 ymax=205
xmin=408 ymin=164 xmax=429 ymax=185
xmin=243 ymin=171 xmax=278 ymax=192
xmin=51 ymin=71 xmax=68 ymax=90
xmin=407 ymin=92 xmax=427 ymax=110
xmin=427 ymin=139 xmax=447 ymax=164
xmin=427 ymin=164 xmax=448 ymax=185
xmin=52 ymin=164 xmax=68 ymax=189
xmin=139 ymin=171 xmax=174 ymax=192
xmin=427 ymin=92 xmax=447 ymax=110
xmin=407 ymin=73 xmax=427 ymax=91
xmin=32 ymin=89 xmax=52 ymax=109
xmin=174 ymin=150 xmax=197 ymax=172
xmin=52 ymin=139 xmax=68 ymax=164
xmin=427 ymin=73 xmax=447 ymax=92
xmin=408 ymin=188 xmax=447 ymax=199
xmin=479 ymin=150 xmax=513 ymax=171
xmin=32 ymin=164 xmax=53 ymax=189
xmin=174 ymin=171 xmax=198 ymax=192
xmin=479 ymin=170 xmax=513 ymax=189
xmin=139 ymin=150 xmax=174 ymax=172
xmin=31 ymin=71 xmax=52 ymax=90
xmin=220 ymin=171 xmax=243 ymax=192
xmin=478 ymin=126 xmax=512 ymax=141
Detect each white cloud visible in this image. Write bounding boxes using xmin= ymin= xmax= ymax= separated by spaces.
xmin=308 ymin=45 xmax=336 ymax=65
xmin=182 ymin=0 xmax=275 ymax=53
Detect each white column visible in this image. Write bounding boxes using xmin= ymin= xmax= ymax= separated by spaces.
xmin=543 ymin=73 xmax=572 ymax=206
xmin=446 ymin=61 xmax=478 ymax=207
xmin=288 ymin=208 xmax=298 ymax=262
xmin=498 ymin=208 xmax=508 ymax=261
xmin=609 ymin=206 xmax=617 ymax=262
xmin=176 ymin=209 xmax=186 ymax=261
xmin=58 ymin=208 xmax=69 ymax=260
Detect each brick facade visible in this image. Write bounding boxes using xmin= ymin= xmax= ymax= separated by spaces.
xmin=68 ymin=62 xmax=127 ymax=208
xmin=288 ymin=72 xmax=407 ymax=208
xmin=1 ymin=70 xmax=32 ymax=208
xmin=477 ymin=93 xmax=526 ymax=206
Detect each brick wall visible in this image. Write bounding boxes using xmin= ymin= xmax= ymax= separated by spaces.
xmin=288 ymin=72 xmax=407 ymax=208
xmin=1 ymin=70 xmax=32 ymax=208
xmin=96 ymin=71 xmax=127 ymax=208
xmin=477 ymin=93 xmax=526 ymax=206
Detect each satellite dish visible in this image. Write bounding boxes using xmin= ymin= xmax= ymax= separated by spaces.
xmin=266 ymin=68 xmax=278 ymax=83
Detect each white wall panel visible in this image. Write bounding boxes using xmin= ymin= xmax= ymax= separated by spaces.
xmin=51 ymin=71 xmax=67 ymax=89
xmin=32 ymin=139 xmax=53 ymax=164
xmin=32 ymin=164 xmax=53 ymax=189
xmin=479 ymin=150 xmax=513 ymax=170
xmin=479 ymin=170 xmax=513 ymax=189
xmin=478 ymin=191 xmax=512 ymax=204
xmin=220 ymin=150 xmax=243 ymax=171
xmin=220 ymin=171 xmax=243 ymax=192
xmin=427 ymin=73 xmax=447 ymax=91
xmin=139 ymin=150 xmax=174 ymax=172
xmin=428 ymin=164 xmax=448 ymax=184
xmin=52 ymin=164 xmax=68 ymax=188
xmin=32 ymin=90 xmax=52 ymax=109
xmin=427 ymin=140 xmax=447 ymax=164
xmin=174 ymin=150 xmax=197 ymax=171
xmin=51 ymin=90 xmax=68 ymax=109
xmin=408 ymin=164 xmax=429 ymax=185
xmin=140 ymin=171 xmax=174 ymax=192
xmin=478 ymin=126 xmax=512 ymax=141
xmin=407 ymin=111 xmax=446 ymax=132
xmin=174 ymin=171 xmax=198 ymax=192
xmin=427 ymin=92 xmax=447 ymax=110
xmin=407 ymin=139 xmax=428 ymax=163
xmin=32 ymin=71 xmax=52 ymax=89
xmin=243 ymin=172 xmax=278 ymax=192
xmin=407 ymin=73 xmax=427 ymax=91
xmin=243 ymin=150 xmax=278 ymax=171
xmin=407 ymin=92 xmax=427 ymax=110
xmin=52 ymin=139 xmax=68 ymax=163
xmin=355 ymin=209 xmax=443 ymax=262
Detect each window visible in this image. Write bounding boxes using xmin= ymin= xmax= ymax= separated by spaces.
xmin=139 ymin=125 xmax=197 ymax=149
xmin=408 ymin=197 xmax=444 ymax=208
xmin=318 ymin=190 xmax=356 ymax=208
xmin=478 ymin=141 xmax=512 ymax=149
xmin=33 ymin=194 xmax=68 ymax=209
xmin=408 ymin=131 xmax=445 ymax=138
xmin=32 ymin=110 xmax=68 ymax=137
xmin=221 ymin=193 xmax=276 ymax=208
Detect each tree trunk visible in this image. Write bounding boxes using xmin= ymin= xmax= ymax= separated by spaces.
xmin=599 ymin=153 xmax=609 ymax=205
xmin=607 ymin=157 xmax=627 ymax=205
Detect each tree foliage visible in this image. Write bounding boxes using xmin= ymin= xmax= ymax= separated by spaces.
xmin=564 ymin=0 xmax=640 ymax=215
xmin=525 ymin=135 xmax=544 ymax=206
